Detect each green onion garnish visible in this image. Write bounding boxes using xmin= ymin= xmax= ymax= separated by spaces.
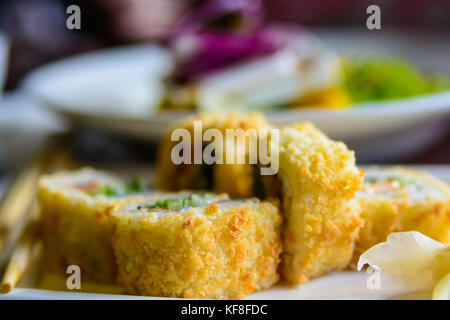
xmin=365 ymin=176 xmax=416 ymax=186
xmin=92 ymin=177 xmax=146 ymax=197
xmin=144 ymin=194 xmax=213 ymax=211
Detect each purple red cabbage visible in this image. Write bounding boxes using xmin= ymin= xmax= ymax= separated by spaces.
xmin=169 ymin=0 xmax=304 ymax=82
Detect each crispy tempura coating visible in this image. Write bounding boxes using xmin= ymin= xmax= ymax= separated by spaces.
xmin=113 ymin=199 xmax=283 ymax=299
xmin=156 ymin=112 xmax=271 ymax=197
xmin=278 ymin=122 xmax=363 ymax=283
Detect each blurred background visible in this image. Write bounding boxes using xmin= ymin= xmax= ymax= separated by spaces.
xmin=0 ymin=0 xmax=450 ymax=193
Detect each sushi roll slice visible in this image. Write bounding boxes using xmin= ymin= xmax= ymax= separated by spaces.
xmin=157 ymin=113 xmax=363 ymax=284
xmin=353 ymin=166 xmax=450 ymax=263
xmin=112 ymin=192 xmax=283 ymax=299
xmin=156 ymin=112 xmax=272 ymax=197
xmin=38 ymin=168 xmax=157 ymax=283
xmin=277 ymin=122 xmax=363 ymax=284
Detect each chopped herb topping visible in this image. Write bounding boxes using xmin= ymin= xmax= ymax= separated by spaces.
xmin=388 ymin=176 xmax=417 ymax=186
xmin=93 ymin=177 xmax=145 ymax=197
xmin=364 ymin=177 xmax=378 ymax=184
xmin=365 ymin=176 xmax=417 ymax=186
xmin=126 ymin=177 xmax=145 ymax=193
xmin=145 ymin=194 xmax=214 ymax=211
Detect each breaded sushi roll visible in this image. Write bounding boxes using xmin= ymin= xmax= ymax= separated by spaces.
xmin=353 ymin=166 xmax=450 ymax=263
xmin=156 ymin=112 xmax=272 ymax=197
xmin=112 ymin=192 xmax=283 ymax=299
xmin=157 ymin=114 xmax=363 ymax=283
xmin=277 ymin=122 xmax=363 ymax=283
xmin=38 ymin=168 xmax=157 ymax=283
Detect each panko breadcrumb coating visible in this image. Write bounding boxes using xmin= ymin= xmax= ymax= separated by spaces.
xmin=156 ymin=112 xmax=272 ymax=197
xmin=278 ymin=122 xmax=363 ymax=284
xmin=38 ymin=168 xmax=158 ymax=283
xmin=157 ymin=114 xmax=364 ymax=284
xmin=112 ymin=195 xmax=283 ymax=299
xmin=353 ymin=166 xmax=450 ymax=266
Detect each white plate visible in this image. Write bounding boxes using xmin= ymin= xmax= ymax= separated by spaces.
xmin=21 ymin=29 xmax=450 ymax=161
xmin=1 ymin=272 xmax=414 ymax=300
xmin=22 ymin=44 xmax=173 ymax=119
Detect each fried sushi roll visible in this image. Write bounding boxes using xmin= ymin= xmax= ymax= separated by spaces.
xmin=353 ymin=166 xmax=450 ymax=264
xmin=112 ymin=192 xmax=283 ymax=299
xmin=38 ymin=168 xmax=157 ymax=283
xmin=157 ymin=114 xmax=363 ymax=284
xmin=278 ymin=122 xmax=363 ymax=284
xmin=156 ymin=112 xmax=271 ymax=197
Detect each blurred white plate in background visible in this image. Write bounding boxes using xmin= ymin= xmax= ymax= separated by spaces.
xmin=21 ymin=28 xmax=450 ymax=162
xmin=23 ymin=44 xmax=173 ymax=118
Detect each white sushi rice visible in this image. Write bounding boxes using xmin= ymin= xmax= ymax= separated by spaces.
xmin=121 ymin=195 xmax=255 ymax=219
xmin=44 ymin=168 xmax=124 ymax=191
xmin=358 ymin=167 xmax=447 ymax=202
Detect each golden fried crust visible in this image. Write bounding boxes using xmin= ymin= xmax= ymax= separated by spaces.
xmin=112 ymin=201 xmax=283 ymax=299
xmin=352 ymin=167 xmax=450 ymax=266
xmin=38 ymin=169 xmax=159 ymax=283
xmin=351 ymin=197 xmax=400 ymax=268
xmin=278 ymin=122 xmax=363 ymax=284
xmin=156 ymin=112 xmax=271 ymax=197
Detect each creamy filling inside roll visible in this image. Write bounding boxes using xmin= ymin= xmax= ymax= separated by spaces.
xmin=122 ymin=192 xmax=231 ymax=217
xmin=49 ymin=170 xmax=150 ymax=199
xmin=358 ymin=168 xmax=447 ymax=202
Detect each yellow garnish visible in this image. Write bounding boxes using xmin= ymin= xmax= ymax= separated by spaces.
xmin=432 ymin=272 xmax=450 ymax=300
xmin=291 ymin=86 xmax=352 ymax=110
